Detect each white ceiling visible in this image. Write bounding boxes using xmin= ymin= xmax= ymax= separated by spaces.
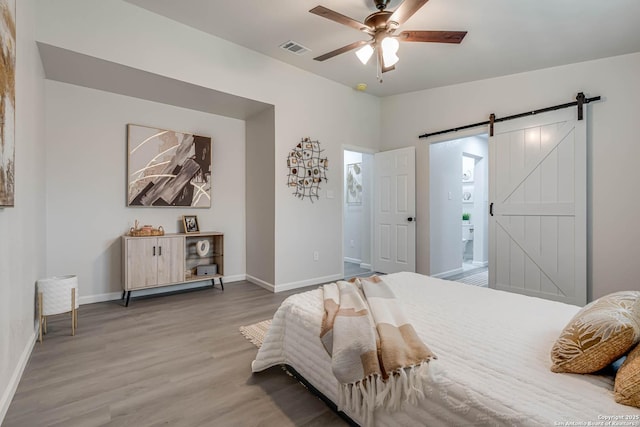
xmin=124 ymin=0 xmax=640 ymax=97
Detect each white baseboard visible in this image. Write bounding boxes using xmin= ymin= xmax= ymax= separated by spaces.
xmin=359 ymin=263 xmax=372 ymax=270
xmin=80 ymin=292 xmax=122 ymax=305
xmin=246 ymin=275 xmax=274 ymax=292
xmin=275 ymin=273 xmax=343 ymax=293
xmin=343 ymin=257 xmax=362 ymax=264
xmin=431 ymin=267 xmax=464 ymax=279
xmin=78 ymin=274 xmax=247 ymax=305
xmin=0 ymin=328 xmax=37 ymax=424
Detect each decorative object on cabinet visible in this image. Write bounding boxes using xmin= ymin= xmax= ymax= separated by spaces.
xmin=121 ymin=232 xmax=224 ymax=306
xmin=196 ymin=264 xmax=217 ymax=276
xmin=195 ymin=239 xmax=210 ymax=257
xmin=462 ymin=190 xmax=473 ymax=203
xmin=128 ymin=219 xmax=165 ymax=237
xmin=182 ymin=215 xmax=199 ymax=233
xmin=462 ymin=212 xmax=470 ymax=222
xmin=346 ymin=162 xmax=362 ymax=204
xmin=127 ymin=124 xmax=212 ymax=207
xmin=0 ymin=0 xmax=16 ymax=207
xmin=286 ymin=137 xmax=328 ymax=202
xmin=37 ymin=275 xmax=79 ymax=342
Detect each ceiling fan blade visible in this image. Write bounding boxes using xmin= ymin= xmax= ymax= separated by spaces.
xmin=388 ymin=0 xmax=430 ymax=26
xmin=398 ymin=30 xmax=467 ymax=44
xmin=309 ymin=6 xmax=371 ymax=33
xmin=313 ymin=40 xmax=369 ymax=61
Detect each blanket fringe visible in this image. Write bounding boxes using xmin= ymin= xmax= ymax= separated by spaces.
xmin=338 ymin=361 xmax=434 ymax=426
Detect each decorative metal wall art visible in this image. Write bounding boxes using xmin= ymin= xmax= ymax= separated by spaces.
xmin=127 ymin=124 xmax=212 ymax=207
xmin=286 ymin=137 xmax=328 ymax=202
xmin=0 ymin=0 xmax=16 ymax=207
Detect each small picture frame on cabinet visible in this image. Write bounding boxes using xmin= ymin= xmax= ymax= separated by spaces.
xmin=182 ymin=215 xmax=199 ymax=234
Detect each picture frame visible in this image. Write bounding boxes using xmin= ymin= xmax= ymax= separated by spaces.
xmin=346 ymin=162 xmax=362 ymax=205
xmin=182 ymin=215 xmax=200 ymax=234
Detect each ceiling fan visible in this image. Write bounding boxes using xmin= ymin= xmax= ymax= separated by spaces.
xmin=310 ymin=0 xmax=467 ymax=75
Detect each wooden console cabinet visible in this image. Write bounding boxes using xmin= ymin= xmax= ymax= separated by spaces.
xmin=122 ymin=232 xmax=224 ymax=306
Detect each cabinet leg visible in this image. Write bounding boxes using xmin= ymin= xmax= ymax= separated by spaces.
xmin=219 ymin=277 xmax=224 ymax=291
xmin=125 ymin=291 xmax=131 ymax=307
xmin=38 ymin=292 xmax=43 ymax=343
xmin=121 ymin=290 xmax=126 ymax=300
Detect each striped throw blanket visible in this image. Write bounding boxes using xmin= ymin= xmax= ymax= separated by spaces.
xmin=320 ymin=275 xmax=436 ymax=422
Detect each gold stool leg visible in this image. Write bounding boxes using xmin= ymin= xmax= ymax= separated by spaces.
xmin=71 ymin=288 xmax=76 ymax=336
xmin=38 ymin=292 xmax=43 ymax=343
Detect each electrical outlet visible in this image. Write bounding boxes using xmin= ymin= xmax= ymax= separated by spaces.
xmin=313 ymin=251 xmax=319 ymax=261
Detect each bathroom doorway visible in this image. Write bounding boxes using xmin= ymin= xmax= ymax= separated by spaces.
xmin=429 ymin=134 xmax=488 ymax=282
xmin=343 ymin=149 xmax=374 ymax=279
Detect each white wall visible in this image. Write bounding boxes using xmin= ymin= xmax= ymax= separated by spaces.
xmin=44 ymin=81 xmax=246 ymax=301
xmin=343 ymin=150 xmax=373 ymax=269
xmin=246 ymin=107 xmax=275 ymax=288
xmin=429 ymin=140 xmax=462 ymax=276
xmin=382 ymin=52 xmax=640 ymax=300
xmin=344 ymin=151 xmax=363 ymax=263
xmin=0 ymin=0 xmax=46 ymax=421
xmin=461 ymin=137 xmax=489 ymax=267
xmin=429 ymin=135 xmax=488 ymax=277
xmin=36 ymin=0 xmax=381 ymax=292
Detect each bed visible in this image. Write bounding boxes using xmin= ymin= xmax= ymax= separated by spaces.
xmin=251 ymin=272 xmax=640 ymax=426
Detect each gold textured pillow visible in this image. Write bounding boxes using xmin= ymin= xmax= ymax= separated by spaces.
xmin=615 ymin=344 xmax=640 ymax=407
xmin=550 ymin=291 xmax=640 ymax=373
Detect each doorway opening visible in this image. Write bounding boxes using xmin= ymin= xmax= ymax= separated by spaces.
xmin=343 ymin=149 xmax=374 ymax=279
xmin=429 ymin=134 xmax=488 ymax=284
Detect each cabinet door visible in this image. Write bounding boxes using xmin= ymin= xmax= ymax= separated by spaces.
xmin=157 ymin=236 xmax=185 ymax=285
xmin=126 ymin=238 xmax=158 ymax=289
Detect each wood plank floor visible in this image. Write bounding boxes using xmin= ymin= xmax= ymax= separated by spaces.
xmin=4 ymin=281 xmax=348 ymax=427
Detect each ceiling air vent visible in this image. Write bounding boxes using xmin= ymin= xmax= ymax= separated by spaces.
xmin=279 ymin=40 xmax=310 ymax=55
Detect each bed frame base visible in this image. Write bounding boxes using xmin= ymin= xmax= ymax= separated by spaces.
xmin=282 ymin=364 xmax=358 ymax=426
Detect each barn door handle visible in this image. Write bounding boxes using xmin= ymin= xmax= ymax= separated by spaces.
xmin=489 ymin=202 xmax=494 ymax=216
xmin=407 ymin=217 xmax=416 ymax=222
xmin=153 ymin=246 xmax=156 ymax=256
xmin=159 ymin=246 xmax=162 ymax=256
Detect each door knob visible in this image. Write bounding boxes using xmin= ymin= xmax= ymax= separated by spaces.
xmin=407 ymin=217 xmax=416 ymax=222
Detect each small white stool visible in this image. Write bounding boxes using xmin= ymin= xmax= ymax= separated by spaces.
xmin=37 ymin=275 xmax=79 ymax=342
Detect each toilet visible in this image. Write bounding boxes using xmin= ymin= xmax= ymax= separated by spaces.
xmin=462 ymin=224 xmax=474 ymax=259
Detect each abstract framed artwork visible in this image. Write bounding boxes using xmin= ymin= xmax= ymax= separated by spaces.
xmin=127 ymin=124 xmax=212 ymax=207
xmin=0 ymin=0 xmax=15 ymax=207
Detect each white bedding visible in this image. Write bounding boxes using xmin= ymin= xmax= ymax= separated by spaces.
xmin=252 ymin=272 xmax=640 ymax=426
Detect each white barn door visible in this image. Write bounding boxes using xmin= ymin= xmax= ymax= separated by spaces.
xmin=373 ymin=147 xmax=416 ymax=274
xmin=489 ymin=107 xmax=586 ymax=306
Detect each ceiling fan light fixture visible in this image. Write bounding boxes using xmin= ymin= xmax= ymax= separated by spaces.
xmin=381 ymin=37 xmax=399 ymax=67
xmin=356 ymin=44 xmax=374 ymax=65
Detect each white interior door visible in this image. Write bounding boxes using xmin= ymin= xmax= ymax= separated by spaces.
xmin=489 ymin=107 xmax=586 ymax=306
xmin=373 ymin=147 xmax=416 ymax=273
